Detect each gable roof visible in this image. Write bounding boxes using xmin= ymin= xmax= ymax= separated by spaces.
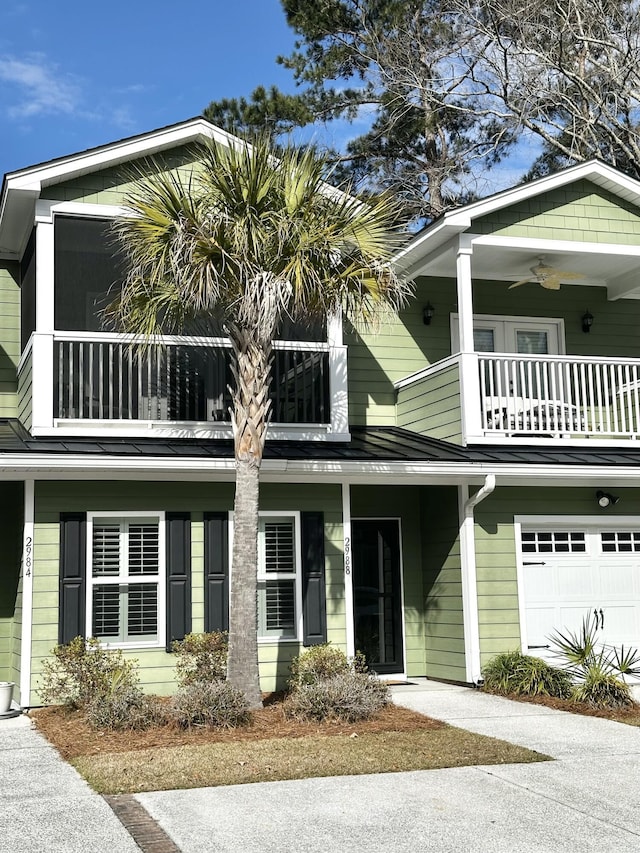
xmin=395 ymin=160 xmax=640 ymax=276
xmin=0 ymin=116 xmax=238 ymax=259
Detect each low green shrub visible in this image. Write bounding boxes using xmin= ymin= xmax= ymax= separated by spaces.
xmin=39 ymin=637 xmax=140 ymax=709
xmin=87 ymin=685 xmax=166 ymax=731
xmin=288 ymin=643 xmax=351 ymax=688
xmin=172 ymin=632 xmax=228 ymax=687
xmin=172 ymin=680 xmax=250 ymax=729
xmin=482 ymin=651 xmax=572 ymax=698
xmin=283 ymin=671 xmax=390 ymax=723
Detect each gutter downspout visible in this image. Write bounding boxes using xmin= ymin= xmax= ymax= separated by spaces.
xmin=460 ymin=474 xmax=496 ymax=685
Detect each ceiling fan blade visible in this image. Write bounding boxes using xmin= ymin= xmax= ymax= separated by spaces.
xmin=540 ymin=276 xmax=562 ymax=290
xmin=508 ymin=278 xmax=533 ymax=289
xmin=551 ymin=270 xmax=584 ymax=280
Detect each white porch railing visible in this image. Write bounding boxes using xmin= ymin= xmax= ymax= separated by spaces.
xmin=53 ymin=334 xmax=331 ymax=425
xmin=478 ymin=353 xmax=640 ymax=438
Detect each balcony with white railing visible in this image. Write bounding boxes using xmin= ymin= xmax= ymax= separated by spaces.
xmin=21 ymin=329 xmax=349 ymax=441
xmin=476 ymin=353 xmax=640 ymax=440
xmin=396 ymin=352 xmax=640 ymax=446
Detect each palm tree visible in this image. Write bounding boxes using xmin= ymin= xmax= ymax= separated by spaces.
xmin=110 ymin=136 xmax=411 ymax=708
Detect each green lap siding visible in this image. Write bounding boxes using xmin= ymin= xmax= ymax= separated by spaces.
xmin=0 ymin=484 xmax=23 ymax=684
xmin=29 ymin=480 xmax=343 ymax=702
xmin=346 ymin=279 xmax=453 ymax=426
xmin=421 ymin=487 xmax=466 ymax=682
xmin=396 ymin=363 xmax=462 ymax=444
xmin=0 ymin=263 xmax=20 ymax=418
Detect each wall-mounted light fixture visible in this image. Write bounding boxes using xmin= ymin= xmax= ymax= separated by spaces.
xmin=582 ymin=309 xmax=594 ymax=333
xmin=423 ymin=302 xmax=434 ymax=326
xmin=596 ymin=490 xmax=619 ymax=508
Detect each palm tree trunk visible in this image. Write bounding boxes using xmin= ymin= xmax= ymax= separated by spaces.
xmin=226 ymin=325 xmax=273 ymax=709
xmin=227 ymin=458 xmax=263 ymax=709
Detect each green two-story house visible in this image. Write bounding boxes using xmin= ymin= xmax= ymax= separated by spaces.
xmin=2 ymin=117 xmax=640 ymax=708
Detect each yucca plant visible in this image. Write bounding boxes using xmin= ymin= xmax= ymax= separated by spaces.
xmin=549 ymin=613 xmax=639 ymax=708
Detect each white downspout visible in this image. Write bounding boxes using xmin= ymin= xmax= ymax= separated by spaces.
xmin=460 ymin=474 xmax=496 ymax=685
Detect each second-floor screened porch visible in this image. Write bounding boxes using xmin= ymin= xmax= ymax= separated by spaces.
xmin=16 ymin=205 xmax=349 ymax=440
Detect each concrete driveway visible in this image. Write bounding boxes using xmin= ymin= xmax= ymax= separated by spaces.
xmin=2 ymin=681 xmax=640 ymax=852
xmin=136 ymin=681 xmax=640 ymax=853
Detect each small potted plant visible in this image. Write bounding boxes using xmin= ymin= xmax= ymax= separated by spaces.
xmin=0 ymin=681 xmax=15 ymax=714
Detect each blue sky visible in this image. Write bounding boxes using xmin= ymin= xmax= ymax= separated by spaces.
xmin=0 ymin=1 xmax=534 ymax=192
xmin=0 ymin=0 xmax=299 ymax=173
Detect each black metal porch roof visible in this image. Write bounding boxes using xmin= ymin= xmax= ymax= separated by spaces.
xmin=1 ymin=419 xmax=640 ymax=468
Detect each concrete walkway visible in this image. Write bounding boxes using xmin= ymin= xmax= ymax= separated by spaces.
xmin=0 ymin=713 xmax=139 ymax=853
xmin=2 ymin=682 xmax=640 ymax=852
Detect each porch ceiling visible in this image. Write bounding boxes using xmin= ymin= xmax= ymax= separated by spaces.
xmin=415 ymin=239 xmax=640 ymax=298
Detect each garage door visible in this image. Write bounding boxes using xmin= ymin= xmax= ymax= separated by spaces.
xmin=520 ymin=525 xmax=640 ymax=661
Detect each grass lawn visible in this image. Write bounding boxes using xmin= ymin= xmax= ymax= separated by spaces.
xmin=32 ymin=701 xmax=549 ymax=794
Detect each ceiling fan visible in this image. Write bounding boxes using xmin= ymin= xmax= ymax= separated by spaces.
xmin=508 ymin=257 xmax=585 ymax=291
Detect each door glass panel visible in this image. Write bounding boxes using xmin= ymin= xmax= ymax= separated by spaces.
xmin=352 ymin=521 xmax=403 ymax=674
xmin=474 ymin=328 xmax=495 ymax=352
xmin=516 ymin=330 xmax=549 ymax=355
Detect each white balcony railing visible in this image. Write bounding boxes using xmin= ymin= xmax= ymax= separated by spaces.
xmin=53 ymin=333 xmax=331 ymax=426
xmin=477 ymin=353 xmax=640 ymax=439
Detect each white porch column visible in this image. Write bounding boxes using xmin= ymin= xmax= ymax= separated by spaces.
xmin=456 ymin=235 xmax=474 ymax=354
xmin=458 ymin=476 xmax=496 ymax=685
xmin=328 ymin=311 xmax=350 ymax=440
xmin=30 ymin=333 xmax=55 ymax=433
xmin=341 ymin=480 xmax=355 ymax=658
xmin=20 ymin=480 xmax=35 ymax=708
xmin=35 ymin=205 xmax=55 ymax=334
xmin=457 ymin=236 xmax=481 ymax=440
xmin=31 ymin=206 xmax=56 ymax=434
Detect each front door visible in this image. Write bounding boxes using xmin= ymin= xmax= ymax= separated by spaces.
xmin=352 ymin=520 xmax=404 ymax=674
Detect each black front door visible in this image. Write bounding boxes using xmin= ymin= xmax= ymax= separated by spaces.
xmin=352 ymin=519 xmax=404 ymax=674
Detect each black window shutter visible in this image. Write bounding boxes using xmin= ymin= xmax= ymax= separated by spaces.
xmin=204 ymin=512 xmax=229 ymax=632
xmin=59 ymin=513 xmax=87 ymax=645
xmin=166 ymin=512 xmax=192 ymax=651
xmin=301 ymin=511 xmax=326 ymax=646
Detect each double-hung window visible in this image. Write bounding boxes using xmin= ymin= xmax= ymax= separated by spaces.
xmin=257 ymin=513 xmax=302 ymax=640
xmin=87 ymin=512 xmax=165 ymax=647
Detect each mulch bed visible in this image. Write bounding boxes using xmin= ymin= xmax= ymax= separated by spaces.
xmin=32 ymin=699 xmax=443 ymax=761
xmin=486 ymin=691 xmax=640 ymax=723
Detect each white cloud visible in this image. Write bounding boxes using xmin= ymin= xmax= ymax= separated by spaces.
xmin=0 ymin=54 xmax=81 ymax=119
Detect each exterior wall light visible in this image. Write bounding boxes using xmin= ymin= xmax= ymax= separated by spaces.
xmin=423 ymin=302 xmax=434 ymax=325
xmin=582 ymin=310 xmax=594 ymax=333
xmin=596 ymin=490 xmax=619 ymax=508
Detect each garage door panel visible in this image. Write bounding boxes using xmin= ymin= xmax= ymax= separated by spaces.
xmin=596 ymin=562 xmax=640 ymax=597
xmin=556 ymin=564 xmax=597 ymax=598
xmin=521 ymin=525 xmax=640 ymax=662
xmin=600 ymin=606 xmax=639 ymax=646
xmin=525 ymin=606 xmax=557 ymax=649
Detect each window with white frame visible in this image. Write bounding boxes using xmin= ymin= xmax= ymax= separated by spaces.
xmin=257 ymin=514 xmax=301 ymax=640
xmin=87 ymin=513 xmax=165 ymax=646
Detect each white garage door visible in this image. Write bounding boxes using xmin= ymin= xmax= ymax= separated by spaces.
xmin=520 ymin=525 xmax=640 ymax=661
